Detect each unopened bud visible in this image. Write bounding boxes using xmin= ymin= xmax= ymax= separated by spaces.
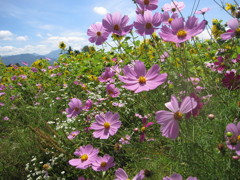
xmin=133 ymin=128 xmax=139 ymax=132
xmin=226 ymin=132 xmax=233 ymax=137
xmin=208 ymin=114 xmax=215 ymax=120
xmin=232 ymin=156 xmax=240 ymax=160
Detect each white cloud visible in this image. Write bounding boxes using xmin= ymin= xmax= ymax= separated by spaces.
xmin=0 ymin=30 xmax=13 ymax=40
xmin=39 ymin=24 xmax=56 ymax=30
xmin=0 ymin=31 xmax=90 ymax=56
xmin=36 ymin=33 xmax=43 ymax=38
xmin=16 ymin=36 xmax=28 ymax=41
xmin=197 ymin=29 xmax=212 ymax=40
xmin=0 ymin=45 xmax=51 ymax=56
xmin=93 ymin=6 xmax=108 ymax=15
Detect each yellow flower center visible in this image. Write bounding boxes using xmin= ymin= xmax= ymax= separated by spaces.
xmin=141 ymin=127 xmax=146 ymax=132
xmin=74 ymin=107 xmax=79 ymax=111
xmin=97 ymin=32 xmax=101 ymax=36
xmin=114 ymin=24 xmax=120 ymax=31
xmin=177 ymin=30 xmax=187 ymax=38
xmin=81 ymin=154 xmax=88 ymax=161
xmin=100 ymin=162 xmax=107 ymax=167
xmin=237 ymin=135 xmax=240 ymax=141
xmin=108 ymin=90 xmax=114 ymax=95
xmin=168 ymin=18 xmax=173 ymax=23
xmin=138 ymin=76 xmax=147 ymax=84
xmin=104 ymin=122 xmax=111 ymax=129
xmin=174 ymin=111 xmax=183 ymax=120
xmin=145 ymin=23 xmax=152 ymax=29
xmin=235 ymin=28 xmax=240 ymax=36
xmin=144 ymin=0 xmax=150 ymax=5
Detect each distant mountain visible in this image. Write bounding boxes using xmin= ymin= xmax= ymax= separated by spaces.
xmin=0 ymin=49 xmax=61 ymax=66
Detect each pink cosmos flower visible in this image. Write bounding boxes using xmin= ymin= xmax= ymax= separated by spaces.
xmin=87 ymin=22 xmax=110 ymax=45
xmin=31 ymin=67 xmax=38 ymax=72
xmin=118 ymin=60 xmax=167 ymax=93
xmin=21 ymin=61 xmax=29 ymax=66
xmin=69 ymin=144 xmax=99 ymax=169
xmin=112 ymin=102 xmax=125 ymax=107
xmin=222 ymin=71 xmax=240 ymax=90
xmin=162 ymin=1 xmax=185 ymax=13
xmin=0 ymin=85 xmax=6 ymax=91
xmin=19 ymin=75 xmax=27 ymax=79
xmin=225 ymin=122 xmax=240 ymax=155
xmin=119 ymin=134 xmax=131 ymax=144
xmin=163 ymin=173 xmax=198 ymax=180
xmin=66 ymin=98 xmax=83 ymax=118
xmin=160 ymin=51 xmax=169 ymax=62
xmin=98 ymin=67 xmax=115 ymax=83
xmin=159 ymin=16 xmax=207 ymax=43
xmin=213 ymin=56 xmax=227 ymax=72
xmin=162 ymin=12 xmax=179 ymax=25
xmin=106 ymin=84 xmax=120 ymax=97
xmin=102 ymin=12 xmax=133 ymax=36
xmin=67 ymin=130 xmax=80 ymax=140
xmin=221 ymin=18 xmax=240 ymax=40
xmin=136 ymin=6 xmax=145 ymax=15
xmin=90 ymin=112 xmax=121 ymax=139
xmin=0 ymin=92 xmax=5 ymax=96
xmin=195 ymin=7 xmax=210 ymax=15
xmin=134 ymin=10 xmax=162 ymax=36
xmin=155 ymin=95 xmax=197 ymax=139
xmin=114 ymin=168 xmax=145 ymax=180
xmin=82 ymin=99 xmax=93 ymax=111
xmin=136 ymin=0 xmax=158 ymax=11
xmin=92 ymin=154 xmax=115 ymax=171
xmin=3 ymin=116 xmax=9 ymax=121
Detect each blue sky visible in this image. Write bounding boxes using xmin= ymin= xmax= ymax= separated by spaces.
xmin=0 ymin=0 xmax=235 ymax=56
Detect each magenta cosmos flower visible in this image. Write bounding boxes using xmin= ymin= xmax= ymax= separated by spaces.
xmin=185 ymin=93 xmax=203 ymax=119
xmin=106 ymin=84 xmax=120 ymax=97
xmin=114 ymin=168 xmax=145 ymax=180
xmin=87 ymin=22 xmax=109 ymax=45
xmin=140 ymin=117 xmax=154 ymax=141
xmin=136 ymin=0 xmax=158 ymax=11
xmin=225 ymin=122 xmax=240 ymax=155
xmin=163 ymin=173 xmax=197 ymax=180
xmin=159 ymin=16 xmax=207 ymax=43
xmin=221 ymin=18 xmax=240 ymax=40
xmin=92 ymin=154 xmax=115 ymax=171
xmin=155 ymin=95 xmax=197 ymax=139
xmin=222 ymin=71 xmax=240 ymax=90
xmin=102 ymin=12 xmax=133 ymax=36
xmin=66 ymin=98 xmax=83 ymax=118
xmin=90 ymin=112 xmax=121 ymax=139
xmin=69 ymin=144 xmax=99 ymax=169
xmin=162 ymin=1 xmax=185 ymax=13
xmin=134 ymin=10 xmax=162 ymax=36
xmin=118 ymin=60 xmax=167 ymax=93
xmin=67 ymin=130 xmax=80 ymax=140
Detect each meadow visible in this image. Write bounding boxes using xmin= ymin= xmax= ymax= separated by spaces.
xmin=0 ymin=1 xmax=240 ymax=179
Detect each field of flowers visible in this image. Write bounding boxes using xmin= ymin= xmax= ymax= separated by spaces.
xmin=0 ymin=0 xmax=240 ymax=179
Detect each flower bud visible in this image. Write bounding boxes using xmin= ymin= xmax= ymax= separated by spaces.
xmin=226 ymin=132 xmax=233 ymax=137
xmin=208 ymin=114 xmax=215 ymax=120
xmin=133 ymin=128 xmax=139 ymax=132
